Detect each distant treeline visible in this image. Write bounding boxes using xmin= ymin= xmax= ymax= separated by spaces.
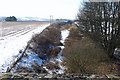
xmin=5 ymin=16 xmax=17 ymax=21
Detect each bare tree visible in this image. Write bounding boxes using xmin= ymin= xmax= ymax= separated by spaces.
xmin=78 ymin=2 xmax=120 ymax=58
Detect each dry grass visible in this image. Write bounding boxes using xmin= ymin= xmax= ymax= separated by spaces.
xmin=60 ymin=23 xmax=77 ymax=30
xmin=29 ymin=23 xmax=61 ymax=60
xmin=62 ymin=25 xmax=119 ymax=74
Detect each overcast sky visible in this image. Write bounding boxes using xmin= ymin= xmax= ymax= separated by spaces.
xmin=0 ymin=0 xmax=82 ymax=19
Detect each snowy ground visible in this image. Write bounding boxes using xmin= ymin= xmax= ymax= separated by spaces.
xmin=0 ymin=22 xmax=48 ymax=38
xmin=11 ymin=28 xmax=70 ymax=74
xmin=55 ymin=29 xmax=70 ymax=74
xmin=0 ymin=22 xmax=50 ymax=72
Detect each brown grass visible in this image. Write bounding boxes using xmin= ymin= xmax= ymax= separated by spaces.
xmin=60 ymin=23 xmax=76 ymax=30
xmin=62 ymin=25 xmax=119 ymax=74
xmin=29 ymin=23 xmax=61 ymax=60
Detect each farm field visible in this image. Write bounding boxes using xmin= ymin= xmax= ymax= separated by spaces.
xmin=0 ymin=21 xmax=50 ymax=72
xmin=0 ymin=21 xmax=49 ymax=38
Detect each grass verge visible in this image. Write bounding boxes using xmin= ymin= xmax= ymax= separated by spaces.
xmin=62 ymin=24 xmax=119 ymax=74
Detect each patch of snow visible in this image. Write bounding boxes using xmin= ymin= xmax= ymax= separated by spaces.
xmin=11 ymin=50 xmax=44 ymax=72
xmin=17 ymin=17 xmax=50 ymax=21
xmin=43 ymin=66 xmax=52 ymax=74
xmin=74 ymin=22 xmax=80 ymax=26
xmin=88 ymin=75 xmax=96 ymax=78
xmin=0 ymin=24 xmax=50 ymax=72
xmin=44 ymin=29 xmax=70 ymax=74
xmin=60 ymin=30 xmax=70 ymax=44
xmin=57 ymin=29 xmax=70 ymax=74
xmin=113 ymin=48 xmax=120 ymax=59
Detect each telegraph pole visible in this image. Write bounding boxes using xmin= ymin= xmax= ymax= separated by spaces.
xmin=50 ymin=15 xmax=53 ymax=25
xmin=50 ymin=15 xmax=51 ymax=25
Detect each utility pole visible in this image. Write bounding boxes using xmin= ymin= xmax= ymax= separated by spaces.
xmin=50 ymin=15 xmax=51 ymax=25
xmin=50 ymin=15 xmax=53 ymax=25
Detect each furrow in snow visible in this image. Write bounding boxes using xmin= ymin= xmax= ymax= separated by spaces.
xmin=0 ymin=24 xmax=50 ymax=72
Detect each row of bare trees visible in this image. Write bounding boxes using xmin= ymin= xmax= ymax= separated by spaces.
xmin=78 ymin=2 xmax=120 ymax=58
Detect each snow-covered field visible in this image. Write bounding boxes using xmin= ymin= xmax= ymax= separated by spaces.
xmin=0 ymin=22 xmax=49 ymax=72
xmin=0 ymin=22 xmax=48 ymax=38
